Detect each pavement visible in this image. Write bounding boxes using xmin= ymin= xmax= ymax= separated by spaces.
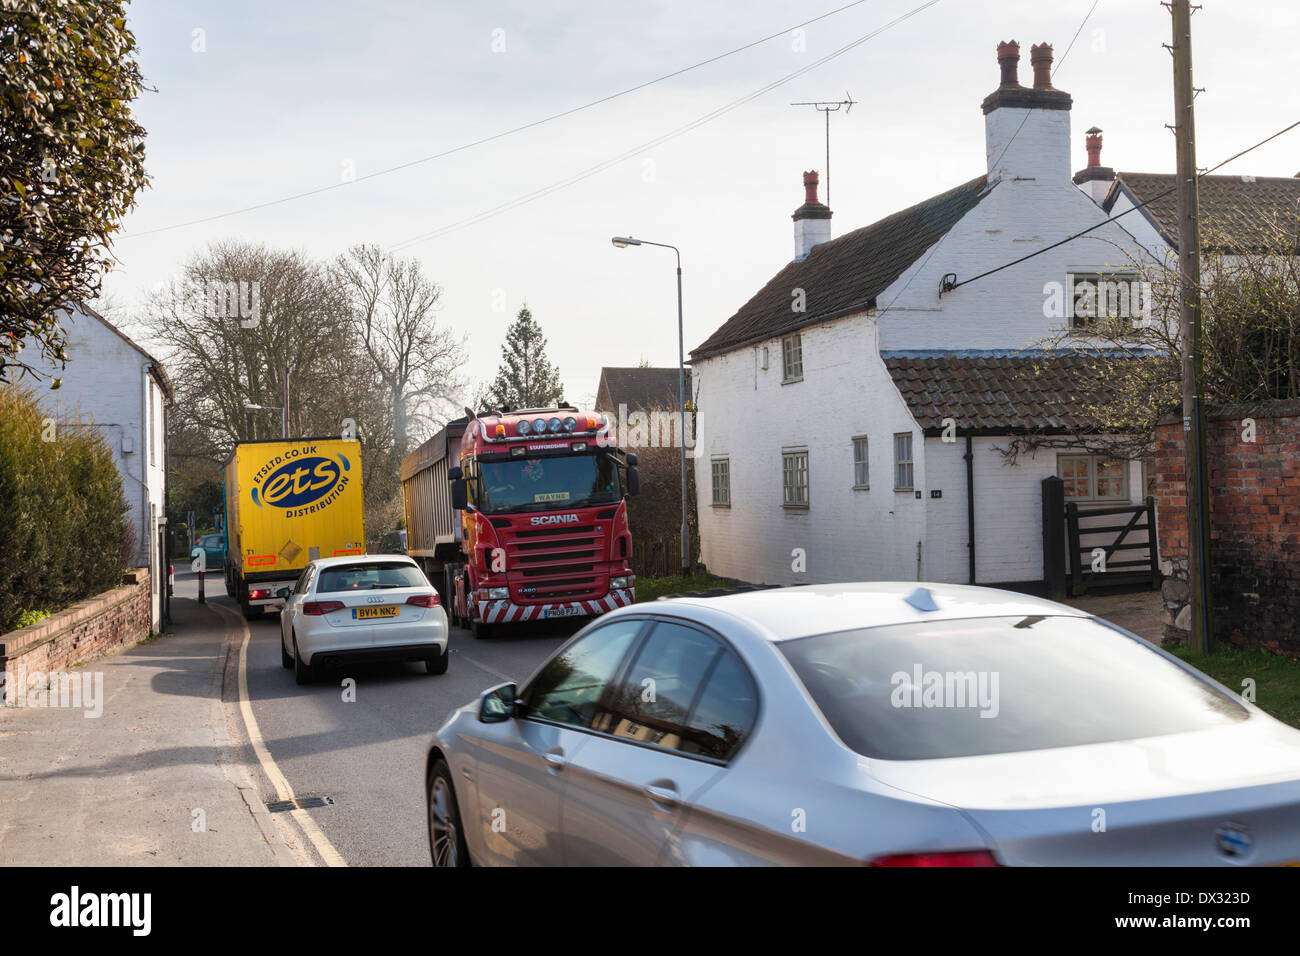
xmin=0 ymin=569 xmax=575 ymax=867
xmin=1060 ymin=586 xmax=1167 ymax=644
xmin=0 ymin=579 xmax=297 ymax=866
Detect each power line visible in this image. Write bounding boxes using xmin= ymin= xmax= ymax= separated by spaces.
xmin=121 ymin=0 xmax=881 ymax=239
xmin=389 ymin=0 xmax=943 ymax=252
xmin=947 ymin=117 xmax=1300 ymax=291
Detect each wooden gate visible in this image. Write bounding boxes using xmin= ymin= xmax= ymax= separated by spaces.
xmin=1042 ymin=476 xmax=1161 ymax=596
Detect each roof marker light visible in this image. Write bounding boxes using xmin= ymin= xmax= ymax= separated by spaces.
xmin=904 ymin=587 xmax=939 ymax=612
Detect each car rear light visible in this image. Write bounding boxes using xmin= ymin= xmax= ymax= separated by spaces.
xmin=248 ymin=588 xmax=272 ymax=600
xmin=869 ymin=850 xmax=1000 ymax=867
xmin=406 ymin=593 xmax=439 ymax=607
xmin=302 ymin=600 xmax=345 ymax=615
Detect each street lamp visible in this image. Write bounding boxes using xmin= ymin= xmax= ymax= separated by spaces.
xmin=244 ymin=364 xmax=291 ymax=439
xmin=611 ymin=235 xmax=690 ymax=577
xmin=245 ymin=403 xmax=286 ymax=439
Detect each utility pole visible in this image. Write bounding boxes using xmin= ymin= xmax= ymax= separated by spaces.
xmin=790 ymin=94 xmax=856 ymax=207
xmin=1169 ymin=0 xmax=1214 ymax=653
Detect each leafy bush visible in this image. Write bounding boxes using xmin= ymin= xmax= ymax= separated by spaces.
xmin=15 ymin=608 xmax=50 ymax=629
xmin=0 ymin=386 xmax=129 ymax=632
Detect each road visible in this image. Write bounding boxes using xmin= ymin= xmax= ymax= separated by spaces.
xmin=179 ymin=568 xmax=582 ymax=867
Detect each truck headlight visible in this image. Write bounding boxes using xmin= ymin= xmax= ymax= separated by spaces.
xmin=488 ymin=587 xmax=509 ymax=601
xmin=611 ymin=576 xmax=632 ymax=590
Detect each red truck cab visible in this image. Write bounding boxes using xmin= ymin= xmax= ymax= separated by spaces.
xmin=446 ymin=406 xmax=638 ymax=636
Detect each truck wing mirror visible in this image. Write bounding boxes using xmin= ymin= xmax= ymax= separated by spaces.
xmin=627 ymin=467 xmax=640 ymax=497
xmin=625 ymin=453 xmax=638 ymax=467
xmin=450 ymin=477 xmax=468 ymax=511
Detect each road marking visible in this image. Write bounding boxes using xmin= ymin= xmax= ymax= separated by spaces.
xmin=456 ymin=652 xmax=514 ymax=683
xmin=218 ymin=603 xmax=347 ymax=867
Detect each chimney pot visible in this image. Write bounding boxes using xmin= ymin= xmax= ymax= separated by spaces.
xmin=803 ymin=170 xmax=820 ymax=204
xmin=996 ymin=40 xmax=1021 ymax=87
xmin=1085 ymin=127 xmax=1103 ymax=167
xmin=1030 ymin=42 xmax=1054 ymax=89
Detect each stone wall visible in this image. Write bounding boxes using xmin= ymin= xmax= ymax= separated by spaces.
xmin=0 ymin=569 xmax=151 ymax=700
xmin=1154 ymin=400 xmax=1300 ymax=652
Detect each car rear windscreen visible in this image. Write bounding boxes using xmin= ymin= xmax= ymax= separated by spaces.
xmin=316 ymin=562 xmax=427 ymax=593
xmin=779 ymin=615 xmax=1248 ymax=760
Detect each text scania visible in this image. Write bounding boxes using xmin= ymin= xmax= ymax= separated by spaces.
xmin=50 ymin=886 xmax=151 ymax=936
xmin=530 ymin=514 xmax=580 ymax=526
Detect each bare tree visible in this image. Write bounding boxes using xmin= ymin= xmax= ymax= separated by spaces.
xmin=334 ymin=244 xmax=467 ymax=456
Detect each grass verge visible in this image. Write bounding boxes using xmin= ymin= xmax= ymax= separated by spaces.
xmin=1167 ymin=644 xmax=1300 ymax=729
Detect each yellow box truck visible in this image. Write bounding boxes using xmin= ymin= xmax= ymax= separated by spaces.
xmin=222 ymin=437 xmax=365 ymax=617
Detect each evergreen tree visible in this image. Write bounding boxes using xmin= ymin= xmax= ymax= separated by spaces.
xmin=488 ymin=306 xmax=565 ymax=409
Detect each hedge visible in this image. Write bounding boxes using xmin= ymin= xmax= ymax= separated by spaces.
xmin=0 ymin=385 xmax=130 ymax=632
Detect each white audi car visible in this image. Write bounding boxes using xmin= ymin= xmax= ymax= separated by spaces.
xmin=279 ymin=555 xmax=449 ymax=685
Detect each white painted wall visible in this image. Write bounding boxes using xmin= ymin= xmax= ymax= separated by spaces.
xmin=35 ymin=304 xmax=167 ymax=631
xmin=875 ymin=178 xmax=1155 ymax=351
xmin=693 ymin=313 xmax=928 ymax=586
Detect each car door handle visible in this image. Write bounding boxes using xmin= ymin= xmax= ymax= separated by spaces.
xmin=543 ymin=749 xmax=566 ymax=773
xmin=645 ymin=782 xmax=680 ymax=811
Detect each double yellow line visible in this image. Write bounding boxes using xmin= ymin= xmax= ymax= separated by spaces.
xmin=218 ymin=603 xmax=348 ymax=867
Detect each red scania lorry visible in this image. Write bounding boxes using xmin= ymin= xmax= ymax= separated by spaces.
xmin=400 ymin=405 xmax=639 ymax=637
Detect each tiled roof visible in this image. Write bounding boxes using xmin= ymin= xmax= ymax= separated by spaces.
xmin=691 ymin=175 xmax=992 ymax=361
xmin=596 ymin=366 xmax=690 ymax=412
xmin=1109 ymin=173 xmax=1300 ymax=252
xmin=882 ymin=349 xmax=1156 ymax=435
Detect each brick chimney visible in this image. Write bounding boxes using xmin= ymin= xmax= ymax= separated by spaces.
xmin=981 ymin=39 xmax=1073 ymax=185
xmin=1073 ymin=125 xmax=1115 ymax=205
xmin=792 ymin=170 xmax=832 ymax=261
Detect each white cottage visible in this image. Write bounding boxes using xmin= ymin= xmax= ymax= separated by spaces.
xmin=689 ymin=40 xmax=1160 ymax=590
xmin=38 ymin=302 xmax=172 ymax=630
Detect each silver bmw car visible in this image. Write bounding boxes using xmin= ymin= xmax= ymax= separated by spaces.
xmin=424 ymin=582 xmax=1300 ymax=866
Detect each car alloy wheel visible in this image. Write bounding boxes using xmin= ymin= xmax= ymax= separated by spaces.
xmin=427 ymin=759 xmax=469 ymax=867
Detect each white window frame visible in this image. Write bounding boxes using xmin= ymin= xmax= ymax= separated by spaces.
xmin=852 ymin=435 xmax=869 ymax=489
xmin=711 ymin=457 xmax=731 ymax=508
xmin=1057 ymin=453 xmax=1130 ymax=503
xmin=1068 ymin=272 xmax=1145 ymax=330
xmin=782 ymin=334 xmax=803 ymax=383
xmin=782 ymin=449 xmax=809 ymax=509
xmin=893 ymin=433 xmax=914 ymax=492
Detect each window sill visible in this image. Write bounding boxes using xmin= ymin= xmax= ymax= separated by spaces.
xmin=852 ymin=484 xmax=870 ymax=491
xmin=711 ymin=502 xmax=731 ymax=509
xmin=894 ymin=488 xmax=914 ymax=494
xmin=781 ymin=376 xmax=804 ymax=386
xmin=782 ymin=503 xmax=810 ymax=511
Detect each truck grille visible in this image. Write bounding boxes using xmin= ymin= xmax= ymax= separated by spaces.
xmin=504 ymin=525 xmax=605 ymax=603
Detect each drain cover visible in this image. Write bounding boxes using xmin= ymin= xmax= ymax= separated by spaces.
xmin=267 ymin=796 xmax=334 ymax=813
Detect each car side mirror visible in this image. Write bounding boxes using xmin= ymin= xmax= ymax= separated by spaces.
xmin=478 ymin=682 xmax=518 ymax=723
xmin=450 ymin=477 xmax=468 ymax=511
xmin=626 ymin=466 xmax=640 ymax=497
xmin=625 ymin=453 xmax=638 ymax=467
xmin=448 ymin=466 xmax=463 ymax=481
xmin=276 ymin=586 xmax=292 ymax=599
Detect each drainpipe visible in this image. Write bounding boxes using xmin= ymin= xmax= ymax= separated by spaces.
xmin=965 ymin=435 xmax=976 ymax=584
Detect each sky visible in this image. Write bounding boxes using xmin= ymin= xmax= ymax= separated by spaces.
xmin=103 ymin=0 xmax=1300 ymax=413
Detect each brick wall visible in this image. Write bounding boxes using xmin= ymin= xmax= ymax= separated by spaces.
xmin=0 ymin=569 xmax=151 ymax=697
xmin=1154 ymin=400 xmax=1300 ymax=652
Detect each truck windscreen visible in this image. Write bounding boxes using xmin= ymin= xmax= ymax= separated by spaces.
xmin=478 ymin=453 xmax=621 ymax=514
